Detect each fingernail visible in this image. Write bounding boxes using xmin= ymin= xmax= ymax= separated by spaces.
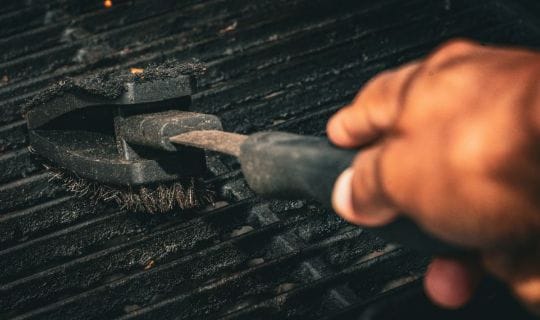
xmin=332 ymin=167 xmax=356 ymax=221
xmin=332 ymin=167 xmax=398 ymax=226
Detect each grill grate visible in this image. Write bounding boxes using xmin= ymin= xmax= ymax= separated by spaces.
xmin=1 ymin=0 xmax=539 ymax=319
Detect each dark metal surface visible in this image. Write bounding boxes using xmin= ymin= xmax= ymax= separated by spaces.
xmin=0 ymin=0 xmax=539 ymax=319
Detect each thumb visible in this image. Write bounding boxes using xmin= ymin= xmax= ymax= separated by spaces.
xmin=332 ymin=146 xmax=398 ymax=227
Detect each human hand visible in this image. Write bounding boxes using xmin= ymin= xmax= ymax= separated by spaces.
xmin=327 ymin=39 xmax=540 ymax=313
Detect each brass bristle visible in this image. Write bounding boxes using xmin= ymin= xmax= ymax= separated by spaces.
xmin=46 ymin=167 xmax=214 ymax=213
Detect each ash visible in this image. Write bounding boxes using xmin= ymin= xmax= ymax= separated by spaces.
xmin=23 ymin=58 xmax=206 ymax=113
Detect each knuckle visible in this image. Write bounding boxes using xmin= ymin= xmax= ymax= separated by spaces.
xmin=356 ymin=71 xmax=398 ymax=126
xmin=326 ymin=108 xmax=346 ymax=131
xmin=355 ymin=71 xmax=392 ymax=104
xmin=449 ymin=124 xmax=524 ymax=176
xmin=449 ymin=136 xmax=489 ymax=175
xmin=485 ymin=254 xmax=540 ymax=313
xmin=426 ymin=38 xmax=479 ymax=66
xmin=514 ymin=279 xmax=540 ymax=313
xmin=440 ymin=38 xmax=478 ymax=53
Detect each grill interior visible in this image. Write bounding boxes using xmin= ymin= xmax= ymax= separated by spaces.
xmin=1 ymin=0 xmax=539 ymax=319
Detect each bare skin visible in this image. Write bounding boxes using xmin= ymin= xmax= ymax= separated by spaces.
xmin=327 ymin=39 xmax=540 ymax=313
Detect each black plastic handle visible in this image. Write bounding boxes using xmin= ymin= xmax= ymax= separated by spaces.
xmin=239 ymin=131 xmax=466 ymax=255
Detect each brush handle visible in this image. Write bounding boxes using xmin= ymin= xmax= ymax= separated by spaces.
xmin=239 ymin=131 xmax=467 ymax=255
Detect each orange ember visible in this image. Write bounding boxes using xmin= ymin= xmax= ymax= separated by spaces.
xmin=104 ymin=0 xmax=112 ymax=8
xmin=130 ymin=68 xmax=144 ymax=74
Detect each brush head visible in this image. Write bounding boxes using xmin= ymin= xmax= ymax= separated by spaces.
xmin=26 ymin=60 xmax=220 ymax=213
xmin=45 ymin=164 xmax=214 ymax=213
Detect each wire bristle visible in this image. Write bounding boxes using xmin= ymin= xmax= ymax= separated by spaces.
xmin=46 ymin=166 xmax=214 ymax=213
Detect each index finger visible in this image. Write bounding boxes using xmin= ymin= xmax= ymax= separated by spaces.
xmin=327 ymin=62 xmax=420 ymax=148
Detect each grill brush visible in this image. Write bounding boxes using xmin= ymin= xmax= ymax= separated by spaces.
xmin=25 ymin=61 xmax=216 ymax=213
xmin=26 ymin=64 xmax=466 ymax=255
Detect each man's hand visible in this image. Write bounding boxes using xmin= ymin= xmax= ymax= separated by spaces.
xmin=327 ymin=39 xmax=540 ymax=312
